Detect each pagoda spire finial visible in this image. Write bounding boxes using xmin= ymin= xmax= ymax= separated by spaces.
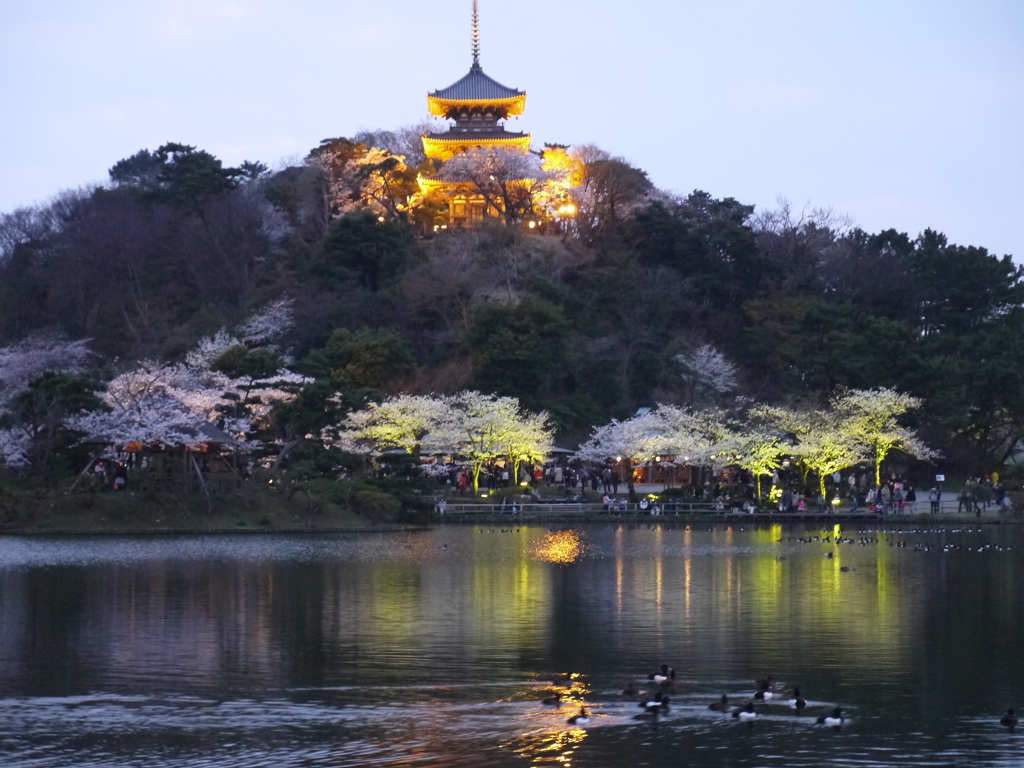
xmin=471 ymin=0 xmax=481 ymax=67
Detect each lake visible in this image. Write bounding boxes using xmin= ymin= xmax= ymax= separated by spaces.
xmin=2 ymin=522 xmax=1024 ymax=767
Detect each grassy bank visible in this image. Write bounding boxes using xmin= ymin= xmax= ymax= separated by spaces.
xmin=0 ymin=480 xmax=389 ymax=534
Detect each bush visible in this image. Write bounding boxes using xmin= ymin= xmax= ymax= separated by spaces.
xmin=351 ymin=486 xmax=401 ymax=523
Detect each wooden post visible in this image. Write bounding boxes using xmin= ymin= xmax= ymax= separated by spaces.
xmin=189 ymin=451 xmax=212 ymax=513
xmin=68 ymin=449 xmax=103 ymax=493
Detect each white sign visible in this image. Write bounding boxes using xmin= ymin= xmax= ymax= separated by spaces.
xmin=936 ymin=474 xmax=945 ymax=482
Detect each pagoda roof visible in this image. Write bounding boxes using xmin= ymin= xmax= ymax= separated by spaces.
xmin=431 ymin=63 xmax=523 ymax=102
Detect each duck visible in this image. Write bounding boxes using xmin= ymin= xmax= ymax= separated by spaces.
xmin=648 ymin=664 xmax=675 ymax=685
xmin=732 ymin=702 xmax=757 ymax=721
xmin=754 ymin=675 xmax=775 ymax=700
xmin=816 ymin=707 xmax=843 ymax=726
xmin=709 ymin=694 xmax=729 ymax=712
xmin=621 ymin=685 xmax=641 ymax=697
xmin=639 ymin=692 xmax=670 ymax=712
xmin=755 ymin=675 xmax=775 ymax=691
xmin=789 ymin=687 xmax=806 ymax=713
xmin=541 ymin=692 xmax=562 ymax=707
xmin=567 ymin=707 xmax=591 ymax=725
xmin=1001 ymin=709 xmax=1018 ymax=728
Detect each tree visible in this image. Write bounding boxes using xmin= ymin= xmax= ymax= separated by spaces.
xmin=674 ymin=344 xmax=738 ymax=405
xmin=321 ymin=210 xmax=418 ymax=292
xmin=6 ymin=372 xmax=107 ymax=477
xmin=433 ymin=146 xmax=550 ymax=225
xmin=336 ymin=394 xmax=452 ymax=458
xmin=777 ymin=407 xmax=868 ymax=497
xmin=467 ymin=297 xmax=569 ymax=407
xmin=71 ymin=332 xmax=309 ymax=457
xmin=302 ymin=327 xmax=414 ymax=391
xmin=500 ymin=409 xmax=554 ymax=483
xmin=335 ymin=391 xmax=553 ymax=492
xmin=575 ymin=410 xmax=663 ymax=501
xmin=725 ymin=406 xmax=791 ymax=500
xmin=833 ymin=388 xmax=937 ymax=485
xmin=0 ymin=333 xmax=92 ymax=410
xmin=109 ymin=143 xmax=245 ymax=209
xmin=306 ymin=138 xmax=418 ymax=220
xmin=445 ymin=391 xmax=551 ymax=492
xmin=569 ymin=145 xmax=652 ymax=241
xmin=729 ymin=427 xmax=788 ymax=501
xmin=238 ymin=299 xmax=294 ymax=346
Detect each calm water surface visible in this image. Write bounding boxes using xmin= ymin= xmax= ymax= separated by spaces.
xmin=2 ymin=522 xmax=1024 ymax=767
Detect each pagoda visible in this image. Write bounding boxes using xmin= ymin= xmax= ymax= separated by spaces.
xmin=420 ymin=1 xmax=532 ymax=226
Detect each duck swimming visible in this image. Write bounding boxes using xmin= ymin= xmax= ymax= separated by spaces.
xmin=640 ymin=692 xmax=670 ymax=712
xmin=817 ymin=707 xmax=843 ymax=726
xmin=755 ymin=675 xmax=775 ymax=691
xmin=754 ymin=675 xmax=775 ymax=701
xmin=649 ymin=664 xmax=676 ymax=685
xmin=732 ymin=702 xmax=757 ymax=721
xmin=541 ymin=692 xmax=562 ymax=707
xmin=709 ymin=694 xmax=729 ymax=712
xmin=568 ymin=707 xmax=591 ymax=725
xmin=1001 ymin=709 xmax=1018 ymax=729
xmin=789 ymin=687 xmax=806 ymax=713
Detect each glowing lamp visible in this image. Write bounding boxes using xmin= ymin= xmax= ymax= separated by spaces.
xmin=565 ymin=204 xmax=577 ymax=215
xmin=528 ymin=221 xmax=536 ymax=229
xmin=831 ymin=497 xmax=842 ymax=506
xmin=378 ymin=216 xmax=385 ymax=223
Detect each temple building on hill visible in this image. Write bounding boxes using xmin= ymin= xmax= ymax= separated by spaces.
xmin=419 ymin=1 xmax=535 ymax=227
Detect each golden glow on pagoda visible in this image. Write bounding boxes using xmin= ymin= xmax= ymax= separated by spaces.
xmin=427 ymin=94 xmax=527 ymax=119
xmin=421 ymin=133 xmax=532 ymax=162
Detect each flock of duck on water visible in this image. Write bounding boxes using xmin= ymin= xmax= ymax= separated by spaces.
xmin=543 ymin=665 xmax=1022 ymax=733
xmin=542 ymin=666 xmax=844 ymax=729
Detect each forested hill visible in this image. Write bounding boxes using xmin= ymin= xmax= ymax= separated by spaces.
xmin=1 ymin=138 xmax=1022 ymax=476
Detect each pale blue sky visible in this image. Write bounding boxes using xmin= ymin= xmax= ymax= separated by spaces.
xmin=1 ymin=0 xmax=1022 ymax=258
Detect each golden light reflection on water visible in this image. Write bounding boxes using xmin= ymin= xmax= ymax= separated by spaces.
xmin=532 ymin=531 xmax=583 ymax=564
xmin=507 ymin=723 xmax=587 ymax=766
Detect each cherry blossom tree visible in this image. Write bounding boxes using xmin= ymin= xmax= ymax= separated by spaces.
xmin=832 ymin=387 xmax=938 ymax=484
xmin=306 ymin=139 xmax=418 ymax=220
xmin=334 ymin=391 xmax=553 ymax=492
xmin=0 ymin=333 xmax=93 ymax=469
xmin=674 ymin=344 xmax=738 ymax=405
xmin=334 ymin=394 xmax=454 ymax=457
xmin=776 ymin=407 xmax=868 ymax=497
xmin=433 ymin=146 xmax=550 ymax=225
xmin=445 ymin=392 xmax=552 ymax=492
xmin=650 ymin=405 xmax=734 ymax=472
xmin=575 ymin=410 xmax=663 ymax=501
xmin=238 ymin=299 xmax=294 ymax=346
xmin=725 ymin=410 xmax=790 ymax=500
xmin=0 ymin=333 xmax=92 ymax=409
xmin=70 ymin=339 xmax=308 ymax=456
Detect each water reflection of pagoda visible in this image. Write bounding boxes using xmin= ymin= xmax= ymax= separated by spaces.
xmin=420 ymin=1 xmax=531 ymax=226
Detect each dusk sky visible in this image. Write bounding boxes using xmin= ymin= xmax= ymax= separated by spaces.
xmin=2 ymin=0 xmax=1022 ymax=259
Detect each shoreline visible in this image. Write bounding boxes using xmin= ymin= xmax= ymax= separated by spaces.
xmin=3 ymin=511 xmax=1021 ymax=536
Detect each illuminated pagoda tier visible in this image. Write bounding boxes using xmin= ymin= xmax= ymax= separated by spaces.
xmin=420 ymin=0 xmax=531 ymax=227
